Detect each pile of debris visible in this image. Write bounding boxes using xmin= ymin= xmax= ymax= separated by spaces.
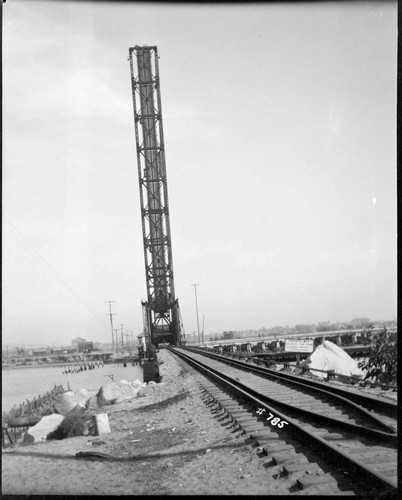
xmin=3 ymin=378 xmax=159 ymax=447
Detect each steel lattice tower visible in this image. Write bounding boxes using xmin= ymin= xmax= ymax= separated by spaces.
xmin=129 ymin=45 xmax=183 ymax=347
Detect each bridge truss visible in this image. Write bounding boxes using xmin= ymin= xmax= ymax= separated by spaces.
xmin=129 ymin=45 xmax=184 ymax=348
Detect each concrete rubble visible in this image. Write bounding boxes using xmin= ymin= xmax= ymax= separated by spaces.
xmin=23 ymin=413 xmax=65 ymax=444
xmin=137 ymin=385 xmax=154 ymax=397
xmin=95 ymin=413 xmax=111 ymax=435
xmin=21 ymin=379 xmax=159 ymax=444
xmin=96 ymin=379 xmax=147 ymax=405
xmin=53 ymin=389 xmax=94 ymax=415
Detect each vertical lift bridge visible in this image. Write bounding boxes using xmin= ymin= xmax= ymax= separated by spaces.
xmin=129 ymin=46 xmax=184 ymax=353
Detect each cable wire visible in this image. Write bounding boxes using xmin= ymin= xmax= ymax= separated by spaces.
xmin=6 ymin=217 xmax=110 ymax=332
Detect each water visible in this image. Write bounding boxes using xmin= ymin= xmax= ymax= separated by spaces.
xmin=2 ymin=363 xmax=143 ymax=414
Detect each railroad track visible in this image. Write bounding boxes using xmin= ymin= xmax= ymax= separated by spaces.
xmin=188 ymin=347 xmax=397 ymax=422
xmin=168 ymin=347 xmax=397 ymax=496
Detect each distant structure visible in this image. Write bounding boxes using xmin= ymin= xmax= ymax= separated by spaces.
xmin=72 ymin=337 xmax=93 ymax=353
xmin=349 ymin=318 xmax=370 ymax=326
xmin=128 ymin=45 xmax=184 ymax=348
xmin=72 ymin=337 xmax=86 ymax=345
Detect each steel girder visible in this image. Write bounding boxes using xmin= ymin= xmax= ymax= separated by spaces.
xmin=129 ymin=46 xmax=182 ymax=346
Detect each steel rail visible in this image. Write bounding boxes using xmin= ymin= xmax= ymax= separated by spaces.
xmin=178 ymin=350 xmax=397 ymax=442
xmin=248 ymin=356 xmax=397 ymax=390
xmin=187 ymin=346 xmax=397 ymax=418
xmin=201 ymin=370 xmax=397 ymax=444
xmin=169 ymin=347 xmax=397 ymax=494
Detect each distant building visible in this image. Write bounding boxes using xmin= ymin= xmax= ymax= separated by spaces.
xmin=63 ymin=348 xmax=78 ymax=354
xmin=72 ymin=337 xmax=86 ymax=345
xmin=223 ymin=331 xmax=234 ymax=340
xmin=70 ymin=337 xmax=93 ymax=353
xmin=185 ymin=333 xmax=199 ymax=343
xmin=78 ymin=341 xmax=93 ymax=353
xmin=349 ymin=318 xmax=370 ymax=326
xmin=32 ymin=350 xmax=48 ymax=356
xmin=269 ymin=326 xmax=287 ymax=335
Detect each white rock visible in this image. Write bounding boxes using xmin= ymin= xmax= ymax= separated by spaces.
xmin=97 ymin=382 xmax=140 ymax=405
xmin=131 ymin=379 xmax=143 ymax=387
xmin=95 ymin=413 xmax=111 ymax=435
xmin=68 ymin=403 xmax=86 ymax=414
xmin=137 ymin=386 xmax=154 ymax=397
xmin=75 ymin=388 xmax=93 ymax=398
xmin=53 ymin=392 xmax=76 ymax=414
xmin=85 ymin=395 xmax=98 ymax=410
xmin=23 ymin=414 xmax=65 ymax=444
xmin=54 ymin=390 xmax=94 ymax=415
xmin=54 ymin=391 xmax=86 ymax=415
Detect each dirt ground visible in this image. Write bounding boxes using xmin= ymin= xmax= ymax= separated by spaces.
xmin=2 ymin=349 xmax=295 ymax=496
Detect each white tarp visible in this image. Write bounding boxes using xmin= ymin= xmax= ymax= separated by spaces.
xmin=302 ymin=340 xmax=364 ymax=380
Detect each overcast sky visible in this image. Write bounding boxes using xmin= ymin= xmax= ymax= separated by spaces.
xmin=3 ymin=1 xmax=397 ymax=347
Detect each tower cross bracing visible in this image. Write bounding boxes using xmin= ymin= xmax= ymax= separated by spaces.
xmin=129 ymin=45 xmax=183 ymax=346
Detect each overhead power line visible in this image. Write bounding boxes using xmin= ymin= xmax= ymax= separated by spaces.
xmin=6 ymin=217 xmax=109 ymax=332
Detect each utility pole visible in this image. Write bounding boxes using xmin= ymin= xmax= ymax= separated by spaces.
xmin=120 ymin=324 xmax=125 ymax=350
xmin=191 ymin=284 xmax=201 ymax=345
xmin=114 ymin=329 xmax=119 ymax=351
xmin=202 ymin=314 xmax=205 ymax=344
xmin=105 ymin=301 xmax=116 ymax=352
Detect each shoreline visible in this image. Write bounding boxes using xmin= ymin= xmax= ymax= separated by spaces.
xmin=2 ymin=349 xmax=397 ymax=495
xmin=2 ymin=364 xmax=68 ymax=370
xmin=1 ymin=349 xmax=293 ymax=495
xmin=2 ymin=363 xmax=144 ymax=414
xmin=1 ymin=360 xmax=130 ymax=370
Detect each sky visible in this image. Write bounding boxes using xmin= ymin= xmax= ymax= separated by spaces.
xmin=2 ymin=1 xmax=397 ymax=347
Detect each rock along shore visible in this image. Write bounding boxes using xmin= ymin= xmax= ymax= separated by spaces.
xmin=2 ymin=349 xmax=294 ymax=495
